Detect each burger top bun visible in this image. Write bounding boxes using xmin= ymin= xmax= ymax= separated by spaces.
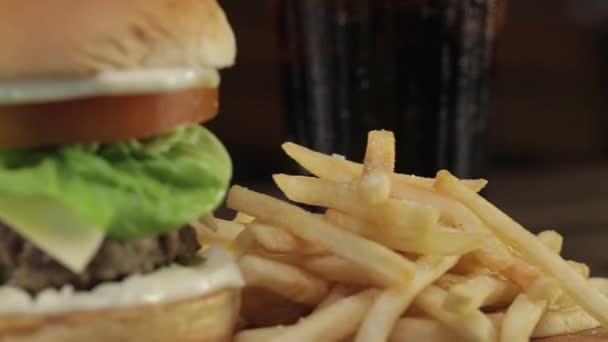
xmin=0 ymin=0 xmax=236 ymax=80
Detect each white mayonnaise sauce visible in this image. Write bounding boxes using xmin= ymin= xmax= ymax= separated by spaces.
xmin=0 ymin=68 xmax=219 ymax=105
xmin=0 ymin=245 xmax=244 ymax=314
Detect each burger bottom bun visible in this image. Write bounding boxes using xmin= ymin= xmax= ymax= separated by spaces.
xmin=0 ymin=288 xmax=240 ymax=342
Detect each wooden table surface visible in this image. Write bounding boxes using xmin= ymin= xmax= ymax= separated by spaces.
xmin=537 ymin=328 xmax=608 ymax=341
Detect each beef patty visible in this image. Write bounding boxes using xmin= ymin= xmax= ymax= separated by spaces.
xmin=0 ymin=223 xmax=201 ymax=292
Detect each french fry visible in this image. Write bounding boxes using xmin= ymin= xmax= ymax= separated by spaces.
xmin=449 ymin=254 xmax=491 ymax=276
xmin=313 ymin=285 xmax=357 ymax=313
xmin=551 ymin=292 xmax=576 ymax=310
xmin=551 ymin=277 xmax=608 ymax=318
xmin=488 ymin=312 xmax=505 ymax=330
xmin=282 ymin=142 xmax=361 ymax=182
xmin=388 ymin=318 xmax=453 ymax=342
xmin=227 ymin=186 xmax=415 ymax=286
xmin=396 ymin=230 xmax=486 ymax=256
xmin=414 ymin=285 xmax=497 ymax=342
xmin=502 ymin=260 xmax=540 ymax=290
xmin=268 ymin=289 xmax=379 ymax=342
xmin=323 ymin=209 xmax=485 ymax=255
xmin=239 ymin=254 xmax=329 ymax=306
xmin=256 ymin=251 xmax=308 ymax=266
xmin=537 ymin=230 xmax=563 ymax=254
xmin=232 ymin=228 xmax=257 ymax=255
xmin=302 ymin=255 xmax=377 ymax=286
xmin=499 ymin=293 xmax=547 ymax=342
xmin=323 ymin=209 xmax=370 ymax=236
xmin=436 ymin=273 xmax=469 ymax=289
xmin=589 ymin=277 xmax=608 ymax=295
xmin=247 ymin=222 xmax=299 ymax=253
xmin=482 ymin=280 xmax=520 ymax=309
xmin=437 ymin=273 xmax=519 ymax=310
xmin=231 ymin=132 xmax=608 ymax=342
xmin=234 ymin=212 xmax=255 ymax=224
xmin=191 ymin=218 xmax=244 ymax=244
xmin=568 ymin=260 xmax=590 ymax=279
xmin=359 ymin=130 xmax=395 ymax=203
xmin=443 ymin=275 xmax=503 ymax=314
xmin=235 ymin=326 xmax=286 ymax=342
xmin=281 ymin=142 xmax=487 ymax=191
xmin=199 ymin=213 xmax=219 ymax=231
xmin=356 ymin=255 xmax=460 ymax=342
xmin=359 ymin=173 xmax=391 ymax=204
xmin=274 ymin=174 xmax=439 ymax=237
xmin=434 ymin=169 xmax=608 ymax=327
xmin=526 ymin=275 xmax=562 ymax=303
xmin=390 ymin=179 xmax=542 ymax=288
xmin=247 ymin=222 xmax=326 ymax=254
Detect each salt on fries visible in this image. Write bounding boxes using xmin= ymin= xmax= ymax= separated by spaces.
xmin=434 ymin=170 xmax=608 ymax=326
xmin=282 ymin=141 xmax=487 ymax=191
xmin=323 ymin=208 xmax=485 ymax=255
xmin=273 ymin=174 xmax=439 ymax=237
xmin=359 ymin=130 xmax=395 ymax=203
xmin=227 ymin=186 xmax=415 ymax=287
xmin=210 ymin=130 xmax=608 ymax=341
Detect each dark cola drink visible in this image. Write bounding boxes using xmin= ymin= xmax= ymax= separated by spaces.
xmin=277 ymin=0 xmax=503 ymax=178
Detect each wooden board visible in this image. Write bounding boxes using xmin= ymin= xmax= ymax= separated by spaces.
xmin=536 ymin=328 xmax=608 ymax=341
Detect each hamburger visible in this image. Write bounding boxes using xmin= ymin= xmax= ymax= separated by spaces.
xmin=0 ymin=1 xmax=243 ymax=341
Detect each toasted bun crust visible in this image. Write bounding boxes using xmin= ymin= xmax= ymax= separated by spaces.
xmin=0 ymin=0 xmax=236 ymax=79
xmin=0 ymin=288 xmax=240 ymax=342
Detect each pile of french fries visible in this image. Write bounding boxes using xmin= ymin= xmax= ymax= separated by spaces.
xmin=196 ymin=130 xmax=608 ymax=342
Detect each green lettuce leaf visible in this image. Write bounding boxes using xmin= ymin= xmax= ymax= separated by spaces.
xmin=0 ymin=125 xmax=231 ymax=240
